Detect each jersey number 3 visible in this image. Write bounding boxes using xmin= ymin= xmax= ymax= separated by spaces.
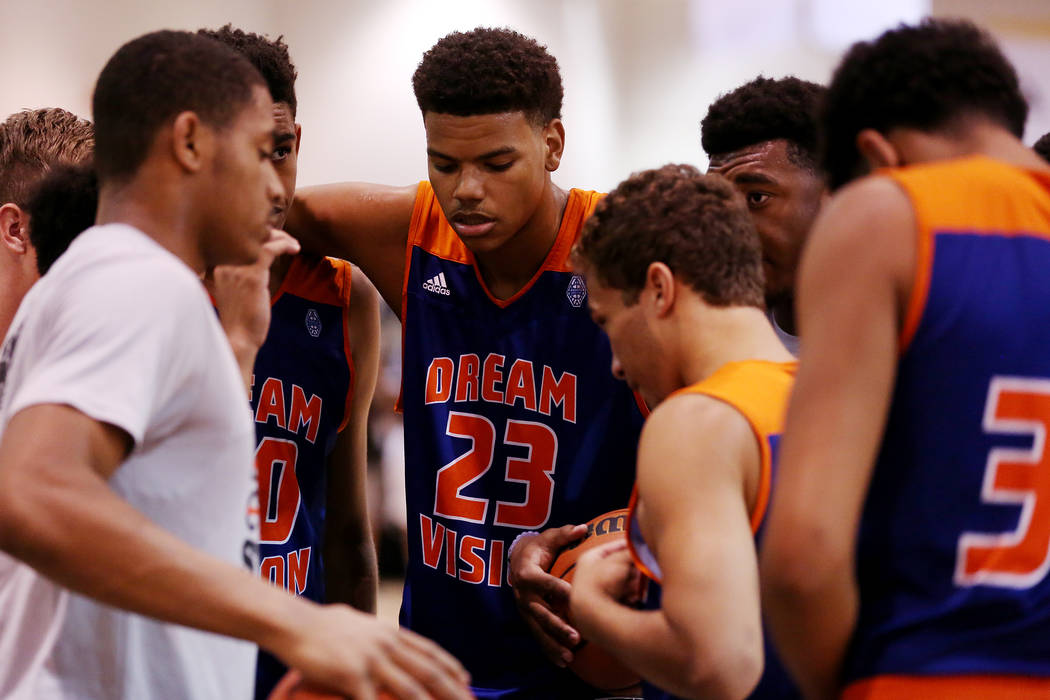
xmin=434 ymin=411 xmax=558 ymax=529
xmin=956 ymin=376 xmax=1050 ymax=588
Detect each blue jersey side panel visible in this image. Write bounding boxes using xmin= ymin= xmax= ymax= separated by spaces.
xmin=251 ymin=257 xmax=353 ymax=699
xmin=846 ymin=231 xmax=1050 ymax=683
xmin=401 ymin=245 xmax=642 ymax=696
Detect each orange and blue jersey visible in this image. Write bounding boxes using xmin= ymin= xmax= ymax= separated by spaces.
xmin=844 ymin=156 xmax=1050 ymax=698
xmin=627 ymin=360 xmax=800 ymax=700
xmin=248 ymin=255 xmax=355 ymax=699
xmin=400 ymin=182 xmax=643 ymax=698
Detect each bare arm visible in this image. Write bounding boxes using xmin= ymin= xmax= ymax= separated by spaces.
xmin=759 ymin=178 xmax=915 ymax=699
xmin=325 ymin=267 xmax=381 ymax=612
xmin=571 ymin=396 xmax=764 ymax=699
xmin=286 ymin=183 xmax=418 ymax=314
xmin=0 ymin=404 xmax=471 ymax=699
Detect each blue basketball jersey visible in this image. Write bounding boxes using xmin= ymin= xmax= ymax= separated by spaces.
xmin=400 ymin=182 xmax=643 ymax=697
xmin=626 ymin=361 xmax=800 ymax=700
xmin=842 ymin=157 xmax=1050 ymax=697
xmin=249 ymin=254 xmax=355 ymax=699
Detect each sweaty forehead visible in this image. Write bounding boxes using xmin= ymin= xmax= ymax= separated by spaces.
xmin=708 ymin=139 xmax=791 ymax=173
xmin=271 ymin=102 xmax=295 ymax=135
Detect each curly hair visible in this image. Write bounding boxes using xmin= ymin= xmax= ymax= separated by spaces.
xmin=1035 ymin=132 xmax=1050 ymax=164
xmin=93 ymin=30 xmax=265 ymax=183
xmin=198 ymin=24 xmax=298 ymax=116
xmin=701 ymin=76 xmax=825 ymax=171
xmin=0 ymin=108 xmax=93 ymax=208
xmin=822 ymin=18 xmax=1027 ymax=190
xmin=412 ymin=27 xmax=562 ymax=125
xmin=25 ymin=161 xmax=98 ymax=275
xmin=572 ymin=164 xmax=764 ymax=308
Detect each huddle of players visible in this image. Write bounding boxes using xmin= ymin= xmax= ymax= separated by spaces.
xmin=1 ymin=13 xmax=1049 ymax=700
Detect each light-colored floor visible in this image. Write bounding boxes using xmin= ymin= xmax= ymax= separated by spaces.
xmin=377 ymin=579 xmax=403 ymax=625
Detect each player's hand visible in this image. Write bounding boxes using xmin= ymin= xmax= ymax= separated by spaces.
xmin=270 ymin=603 xmax=473 ymax=699
xmin=508 ymin=524 xmax=587 ymax=667
xmin=568 ymin=542 xmax=643 ymax=641
xmin=206 ymin=228 xmax=300 ymax=354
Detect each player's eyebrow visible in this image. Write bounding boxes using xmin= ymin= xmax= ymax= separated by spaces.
xmin=274 ymin=129 xmax=296 ymax=144
xmin=427 ymin=146 xmax=517 ymax=161
xmin=730 ymin=172 xmax=778 ymax=186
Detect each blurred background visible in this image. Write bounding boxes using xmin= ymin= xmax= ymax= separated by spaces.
xmin=5 ymin=0 xmax=1049 ymax=620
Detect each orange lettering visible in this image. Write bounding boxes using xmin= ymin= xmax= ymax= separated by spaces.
xmin=455 ymin=354 xmax=480 ymax=402
xmin=488 ymin=540 xmax=504 ymax=587
xmin=540 ymin=367 xmax=577 ymax=423
xmin=445 ymin=529 xmax=458 ymax=577
xmin=421 ymin=514 xmax=445 ymax=570
xmin=261 ymin=555 xmax=285 ymax=588
xmin=289 ymin=385 xmax=322 ymax=444
xmin=255 ymin=377 xmax=287 ymax=428
xmin=504 ymin=359 xmax=537 ymax=411
xmin=482 ymin=354 xmax=505 ymax=403
xmin=458 ymin=536 xmax=486 ymax=584
xmin=426 ymin=357 xmax=455 ymax=404
xmin=288 ymin=547 xmax=311 ymax=595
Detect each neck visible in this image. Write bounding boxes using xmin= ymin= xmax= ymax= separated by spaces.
xmin=473 ymin=182 xmax=569 ymax=300
xmin=0 ymin=257 xmax=31 ymax=341
xmin=900 ymin=119 xmax=1049 ymax=173
xmin=96 ymin=170 xmax=204 ymax=273
xmin=674 ymin=301 xmax=794 ymax=391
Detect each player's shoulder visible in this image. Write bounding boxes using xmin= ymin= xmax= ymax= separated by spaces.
xmin=642 ymin=390 xmax=753 ymax=458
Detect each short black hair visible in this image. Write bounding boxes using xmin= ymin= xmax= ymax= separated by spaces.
xmin=573 ymin=164 xmax=764 ymax=309
xmin=412 ymin=27 xmax=563 ymax=125
xmin=198 ymin=24 xmax=298 ymax=116
xmin=701 ymin=76 xmax=825 ymax=171
xmin=822 ymin=18 xmax=1028 ymax=190
xmin=92 ymin=30 xmax=267 ymax=183
xmin=25 ymin=161 xmax=98 ymax=275
xmin=1034 ymin=132 xmax=1050 ymax=164
xmin=0 ymin=109 xmax=93 ymax=208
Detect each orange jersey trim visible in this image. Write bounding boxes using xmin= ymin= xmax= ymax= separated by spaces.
xmin=842 ymin=674 xmax=1050 ymax=700
xmin=885 ymin=156 xmax=1050 ymax=354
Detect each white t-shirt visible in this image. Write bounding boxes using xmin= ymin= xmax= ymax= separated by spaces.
xmin=0 ymin=224 xmax=258 ymax=700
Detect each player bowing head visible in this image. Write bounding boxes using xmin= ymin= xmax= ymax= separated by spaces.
xmin=702 ymin=76 xmax=827 ymax=349
xmin=569 ymin=164 xmax=799 ymax=700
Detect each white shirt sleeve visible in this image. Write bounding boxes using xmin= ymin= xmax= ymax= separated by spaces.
xmin=6 ymin=258 xmax=201 ymax=447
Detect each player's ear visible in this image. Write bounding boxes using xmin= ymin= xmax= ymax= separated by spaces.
xmin=170 ymin=111 xmax=210 ymax=173
xmin=856 ymin=128 xmax=899 ymax=172
xmin=645 ymin=261 xmax=675 ymax=317
xmin=543 ymin=118 xmax=565 ymax=172
xmin=0 ymin=203 xmax=29 ymax=256
xmin=294 ymin=123 xmax=302 ymax=153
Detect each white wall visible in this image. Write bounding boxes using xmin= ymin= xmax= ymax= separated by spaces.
xmin=2 ymin=0 xmax=1048 ymax=194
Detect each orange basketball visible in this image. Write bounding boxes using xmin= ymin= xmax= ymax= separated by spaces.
xmin=550 ymin=508 xmax=641 ymax=693
xmin=267 ymin=670 xmax=397 ymax=699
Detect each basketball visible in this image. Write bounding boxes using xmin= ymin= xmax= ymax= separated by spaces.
xmin=550 ymin=509 xmax=641 ymax=692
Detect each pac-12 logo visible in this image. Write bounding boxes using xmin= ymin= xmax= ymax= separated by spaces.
xmin=566 ymin=274 xmax=587 ymax=308
xmin=305 ymin=309 xmax=322 ymax=338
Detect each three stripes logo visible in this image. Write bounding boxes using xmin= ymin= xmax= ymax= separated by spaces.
xmin=423 ymin=272 xmax=451 ymax=296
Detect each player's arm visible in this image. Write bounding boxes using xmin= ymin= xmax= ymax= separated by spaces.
xmin=0 ymin=403 xmax=471 ymax=699
xmin=571 ymin=395 xmax=765 ymax=700
xmin=286 ymin=183 xmax=417 ymax=314
xmin=759 ymin=177 xmax=915 ymax=700
xmin=325 ymin=267 xmax=381 ymax=613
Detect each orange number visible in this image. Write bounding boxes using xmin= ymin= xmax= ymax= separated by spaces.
xmin=956 ymin=377 xmax=1050 ymax=588
xmin=256 ymin=437 xmax=301 ymax=544
xmin=434 ymin=412 xmax=558 ymax=529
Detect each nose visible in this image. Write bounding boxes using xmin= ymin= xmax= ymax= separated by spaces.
xmin=611 ymin=355 xmax=626 ymax=380
xmin=453 ymin=166 xmax=484 ymax=204
xmin=266 ymin=162 xmax=285 ymax=208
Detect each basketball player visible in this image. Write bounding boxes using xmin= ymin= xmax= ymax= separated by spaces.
xmin=1034 ymin=131 xmax=1050 ymax=162
xmin=0 ymin=30 xmax=469 ymax=700
xmin=759 ymin=19 xmax=1050 ymax=699
xmin=288 ymin=27 xmax=642 ymax=697
xmin=566 ymin=165 xmax=799 ymax=700
xmin=198 ymin=25 xmax=382 ymax=699
xmin=702 ymin=76 xmax=827 ymax=354
xmin=0 ymin=108 xmax=93 ymax=338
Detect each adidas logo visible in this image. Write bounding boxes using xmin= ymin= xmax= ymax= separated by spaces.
xmin=423 ymin=272 xmax=451 ymax=296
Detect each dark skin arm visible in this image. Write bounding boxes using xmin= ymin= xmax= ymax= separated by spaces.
xmin=325 ymin=267 xmax=381 ymax=613
xmin=760 ymin=177 xmax=914 ymax=699
xmin=286 ymin=183 xmax=418 ymax=315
